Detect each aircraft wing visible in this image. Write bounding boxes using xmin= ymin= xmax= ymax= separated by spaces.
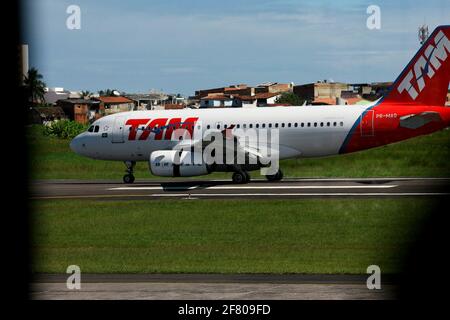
xmin=171 ymin=126 xmax=276 ymax=164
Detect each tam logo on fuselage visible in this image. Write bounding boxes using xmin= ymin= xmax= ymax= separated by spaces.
xmin=125 ymin=117 xmax=199 ymax=141
xmin=397 ymin=30 xmax=450 ymax=100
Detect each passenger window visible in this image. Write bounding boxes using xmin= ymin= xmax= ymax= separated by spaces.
xmin=269 ymin=123 xmax=272 ymax=128
xmin=333 ymin=122 xmax=337 ymax=126
xmin=236 ymin=124 xmax=240 ymax=129
xmin=262 ymin=123 xmax=266 ymax=128
xmin=314 ymin=123 xmax=317 ymax=127
xmin=94 ymin=125 xmax=100 ymax=132
xmin=294 ymin=123 xmax=298 ymax=127
xmin=275 ymin=123 xmax=279 ymax=128
xmin=327 ymin=122 xmax=330 ymax=127
xmin=288 ymin=123 xmax=291 ymax=127
xmin=340 ymin=122 xmax=344 ymax=126
xmin=301 ymin=123 xmax=304 ymax=127
xmin=249 ymin=124 xmax=253 ymax=128
xmin=224 ymin=124 xmax=228 ymax=129
xmin=281 ymin=123 xmax=285 ymax=128
xmin=88 ymin=126 xmax=94 ymax=132
xmin=207 ymin=125 xmax=210 ymax=129
xmin=243 ymin=124 xmax=247 ymax=128
xmin=320 ymin=122 xmax=324 ymax=127
xmin=217 ymin=124 xmax=220 ymax=129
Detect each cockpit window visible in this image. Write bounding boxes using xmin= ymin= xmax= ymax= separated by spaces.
xmin=88 ymin=126 xmax=94 ymax=132
xmin=94 ymin=125 xmax=100 ymax=132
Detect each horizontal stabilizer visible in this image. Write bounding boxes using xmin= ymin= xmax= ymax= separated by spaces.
xmin=399 ymin=111 xmax=442 ymax=129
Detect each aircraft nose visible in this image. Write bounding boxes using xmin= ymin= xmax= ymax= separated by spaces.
xmin=70 ymin=134 xmax=87 ymax=155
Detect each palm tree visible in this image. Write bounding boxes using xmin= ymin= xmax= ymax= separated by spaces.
xmin=23 ymin=68 xmax=46 ymax=105
xmin=98 ymin=89 xmax=115 ymax=96
xmin=81 ymin=90 xmax=92 ymax=99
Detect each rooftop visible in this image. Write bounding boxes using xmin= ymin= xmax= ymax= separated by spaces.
xmin=93 ymin=96 xmax=134 ymax=103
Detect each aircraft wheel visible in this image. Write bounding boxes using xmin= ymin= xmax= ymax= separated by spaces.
xmin=243 ymin=171 xmax=251 ymax=183
xmin=232 ymin=171 xmax=247 ymax=184
xmin=266 ymin=169 xmax=283 ymax=182
xmin=123 ymin=174 xmax=135 ymax=184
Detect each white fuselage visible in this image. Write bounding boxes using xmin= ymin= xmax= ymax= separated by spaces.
xmin=70 ymin=105 xmax=369 ymax=162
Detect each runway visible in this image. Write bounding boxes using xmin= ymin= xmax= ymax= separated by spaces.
xmin=30 ymin=177 xmax=450 ymax=200
xmin=30 ymin=273 xmax=398 ymax=300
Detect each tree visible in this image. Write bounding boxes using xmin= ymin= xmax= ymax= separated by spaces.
xmin=23 ymin=68 xmax=46 ymax=105
xmin=275 ymin=92 xmax=305 ymax=106
xmin=98 ymin=89 xmax=115 ymax=96
xmin=81 ymin=90 xmax=92 ymax=98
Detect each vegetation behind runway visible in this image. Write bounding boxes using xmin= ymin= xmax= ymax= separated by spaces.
xmin=31 ymin=198 xmax=431 ymax=274
xmin=28 ymin=125 xmax=450 ymax=180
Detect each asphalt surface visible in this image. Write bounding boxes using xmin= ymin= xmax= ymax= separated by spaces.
xmin=30 ymin=274 xmax=398 ymax=300
xmin=30 ymin=177 xmax=450 ymax=200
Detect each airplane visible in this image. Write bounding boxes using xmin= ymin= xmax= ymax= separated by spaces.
xmin=71 ymin=25 xmax=450 ymax=184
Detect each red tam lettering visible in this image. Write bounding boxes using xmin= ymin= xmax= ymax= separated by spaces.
xmin=126 ymin=119 xmax=150 ymax=140
xmin=139 ymin=118 xmax=169 ymax=140
xmin=180 ymin=117 xmax=199 ymax=138
xmin=164 ymin=118 xmax=182 ymax=140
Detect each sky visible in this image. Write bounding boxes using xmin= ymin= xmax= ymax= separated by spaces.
xmin=22 ymin=0 xmax=450 ymax=96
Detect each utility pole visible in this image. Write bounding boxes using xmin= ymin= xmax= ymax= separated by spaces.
xmin=418 ymin=24 xmax=429 ymax=45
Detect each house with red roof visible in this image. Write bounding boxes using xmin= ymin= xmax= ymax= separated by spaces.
xmin=92 ymin=96 xmax=135 ymax=115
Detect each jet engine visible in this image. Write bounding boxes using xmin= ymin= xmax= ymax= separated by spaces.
xmin=149 ymin=150 xmax=209 ymax=177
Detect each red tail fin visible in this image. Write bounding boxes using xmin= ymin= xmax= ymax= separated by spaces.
xmin=382 ymin=25 xmax=450 ymax=106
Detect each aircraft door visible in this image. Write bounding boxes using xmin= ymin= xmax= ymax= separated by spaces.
xmin=360 ymin=110 xmax=374 ymax=137
xmin=112 ymin=115 xmax=126 ymax=143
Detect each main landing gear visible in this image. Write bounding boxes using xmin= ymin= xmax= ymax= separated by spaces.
xmin=265 ymin=169 xmax=283 ymax=182
xmin=123 ymin=161 xmax=136 ymax=184
xmin=232 ymin=171 xmax=251 ymax=184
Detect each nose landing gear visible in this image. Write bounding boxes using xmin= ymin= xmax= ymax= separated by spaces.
xmin=232 ymin=171 xmax=251 ymax=184
xmin=123 ymin=161 xmax=136 ymax=183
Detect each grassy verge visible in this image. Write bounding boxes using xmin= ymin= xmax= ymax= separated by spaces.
xmin=28 ymin=125 xmax=450 ymax=180
xmin=31 ymin=198 xmax=432 ymax=274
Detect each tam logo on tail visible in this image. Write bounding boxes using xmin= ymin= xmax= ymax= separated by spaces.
xmin=383 ymin=25 xmax=450 ymax=107
xmin=397 ymin=30 xmax=450 ymax=100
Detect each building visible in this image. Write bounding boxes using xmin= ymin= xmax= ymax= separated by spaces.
xmin=200 ymin=94 xmax=234 ymax=108
xmin=255 ymin=82 xmax=293 ymax=94
xmin=163 ymin=103 xmax=186 ymax=110
xmin=92 ymin=96 xmax=134 ymax=115
xmin=255 ymin=92 xmax=282 ymax=105
xmin=370 ymin=82 xmax=393 ymax=97
xmin=199 ymin=92 xmax=281 ymax=108
xmin=56 ymin=99 xmax=101 ymax=124
xmin=195 ymin=84 xmax=248 ymax=98
xmin=293 ymin=81 xmax=348 ymax=102
xmin=348 ymin=83 xmax=372 ymax=95
xmin=233 ymin=96 xmax=257 ymax=108
xmin=28 ymin=106 xmax=67 ymax=125
xmin=43 ymin=88 xmax=70 ymax=105
xmin=125 ymin=93 xmax=168 ymax=110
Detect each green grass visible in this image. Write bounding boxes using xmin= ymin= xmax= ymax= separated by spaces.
xmin=32 ymin=198 xmax=432 ymax=274
xmin=28 ymin=125 xmax=450 ymax=180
